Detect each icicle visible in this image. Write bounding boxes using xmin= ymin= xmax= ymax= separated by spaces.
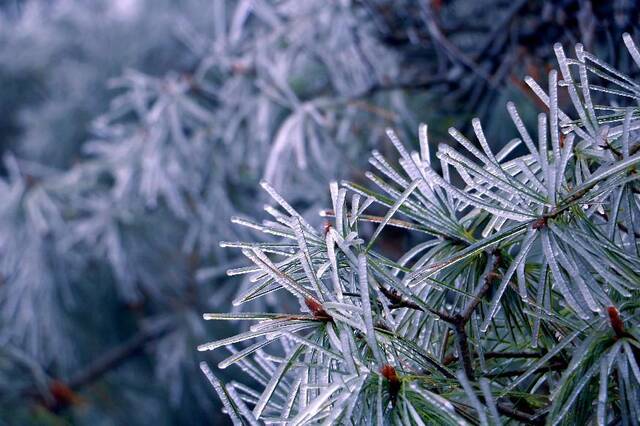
xmin=537 ymin=113 xmax=555 ymax=207
xmin=329 ymin=181 xmax=339 ymax=217
xmin=597 ymin=359 xmax=609 ymax=426
xmin=367 ymin=180 xmax=418 ymax=250
xmin=479 ymin=379 xmax=502 ymax=426
xmin=556 ymin=133 xmax=574 ymax=195
xmin=623 ymin=341 xmax=640 ymax=383
xmin=548 ymin=231 xmax=601 ymax=313
xmin=531 ymin=260 xmax=547 ymax=348
xmin=260 ymin=180 xmax=315 ymax=234
xmin=350 ymin=193 xmax=361 ymax=226
xmin=253 ymin=345 xmax=302 ymax=419
xmin=200 ymin=362 xmax=243 ymax=426
xmin=243 ymin=248 xmax=315 ymax=300
xmin=198 ymin=329 xmax=275 ymax=352
xmin=290 ymin=218 xmax=332 ymax=301
xmin=554 ymin=43 xmax=595 ymax=138
xmin=226 ymin=384 xmax=261 ymax=426
xmin=456 ymin=370 xmax=488 ymax=426
xmin=548 ymin=70 xmax=562 ymax=165
xmin=419 ymin=123 xmax=430 ymax=164
xmin=282 ymin=375 xmax=302 ymax=420
xmin=516 ymin=159 xmax=546 ymax=194
xmin=623 ymin=33 xmax=640 ymax=69
xmin=496 ymin=137 xmax=522 ymax=162
xmin=481 ymin=229 xmax=537 ymax=332
xmin=516 ymin=255 xmax=528 ymax=302
xmin=449 ymin=126 xmax=491 ymax=166
xmin=507 ymin=102 xmax=541 ymax=162
xmin=540 ymin=231 xmax=591 ymax=319
xmin=523 ymin=76 xmax=576 ymax=128
xmin=358 ymin=254 xmax=383 ymax=363
xmin=325 ymin=232 xmax=343 ymax=300
xmin=339 ymin=329 xmax=358 ymax=374
xmin=289 ymin=377 xmax=355 ymax=426
xmin=622 ymin=108 xmax=632 ymax=158
xmin=335 ymin=188 xmax=347 ymax=236
xmin=575 ymin=44 xmax=599 ymax=131
xmin=385 ymin=128 xmax=411 ymax=162
xmin=370 ymin=150 xmax=409 ymax=187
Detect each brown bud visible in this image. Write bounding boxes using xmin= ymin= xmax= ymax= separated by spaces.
xmin=323 ymin=221 xmax=332 ymax=236
xmin=608 ymin=306 xmax=626 ymax=338
xmin=304 ymin=297 xmax=332 ymax=321
xmin=380 ymin=364 xmax=400 ymax=404
xmin=531 ymin=217 xmax=547 ymax=230
xmin=49 ymin=380 xmax=81 ymax=409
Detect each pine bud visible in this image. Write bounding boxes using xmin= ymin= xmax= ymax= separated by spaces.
xmin=304 ymin=297 xmax=332 ymax=321
xmin=380 ymin=364 xmax=400 ymax=404
xmin=607 ymin=306 xmax=626 ymax=338
xmin=48 ymin=380 xmax=81 ymax=410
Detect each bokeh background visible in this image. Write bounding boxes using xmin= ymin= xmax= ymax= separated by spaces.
xmin=0 ymin=0 xmax=638 ymax=424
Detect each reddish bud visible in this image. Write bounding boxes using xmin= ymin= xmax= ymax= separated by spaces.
xmin=323 ymin=220 xmax=332 ymax=236
xmin=380 ymin=364 xmax=400 ymax=404
xmin=531 ymin=217 xmax=547 ymax=230
xmin=49 ymin=380 xmax=81 ymax=409
xmin=380 ymin=364 xmax=397 ymax=381
xmin=305 ymin=297 xmax=331 ymax=321
xmin=608 ymin=306 xmax=626 ymax=338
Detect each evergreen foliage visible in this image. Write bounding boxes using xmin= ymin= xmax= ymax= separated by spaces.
xmin=201 ymin=36 xmax=640 ymax=425
xmin=1 ymin=1 xmax=640 ymax=424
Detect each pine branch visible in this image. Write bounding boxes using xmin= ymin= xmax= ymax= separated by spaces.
xmin=202 ymin=32 xmax=640 ymax=425
xmin=22 ymin=321 xmax=175 ymax=412
xmin=452 ymin=316 xmax=475 ymax=380
xmin=485 ymin=361 xmax=566 ymax=379
xmin=66 ymin=321 xmax=174 ymax=391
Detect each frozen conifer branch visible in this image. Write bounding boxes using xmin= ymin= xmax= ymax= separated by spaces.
xmin=3 ymin=0 xmax=640 ymax=423
xmin=202 ymin=35 xmax=640 ymax=425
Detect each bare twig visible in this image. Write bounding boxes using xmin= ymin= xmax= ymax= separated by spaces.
xmin=66 ymin=320 xmax=175 ymax=391
xmin=20 ymin=320 xmax=175 ymax=412
xmin=485 ymin=361 xmax=566 ymax=379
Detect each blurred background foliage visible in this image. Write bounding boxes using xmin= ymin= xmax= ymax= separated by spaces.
xmin=0 ymin=0 xmax=638 ymax=424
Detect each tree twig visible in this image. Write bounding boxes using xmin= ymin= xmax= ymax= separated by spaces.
xmin=67 ymin=320 xmax=174 ymax=391
xmin=21 ymin=320 xmax=175 ymax=411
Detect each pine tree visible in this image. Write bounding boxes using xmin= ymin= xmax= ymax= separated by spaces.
xmin=2 ymin=1 xmax=640 ymax=424
xmin=200 ymin=35 xmax=640 ymax=425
